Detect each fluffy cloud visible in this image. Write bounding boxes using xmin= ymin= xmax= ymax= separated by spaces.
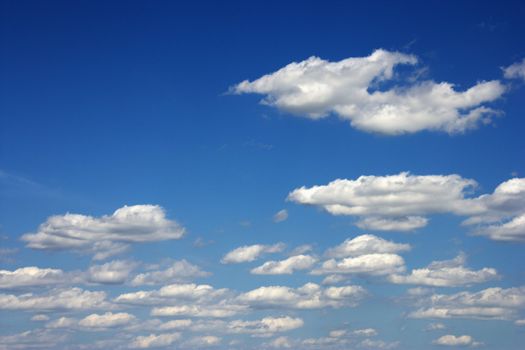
xmin=22 ymin=205 xmax=185 ymax=259
xmin=325 ymin=234 xmax=410 ymax=258
xmin=238 ymin=283 xmax=366 ymax=309
xmin=503 ymin=58 xmax=525 ymax=81
xmin=228 ymin=316 xmax=303 ymax=336
xmin=389 ymin=253 xmax=499 ymax=287
xmin=409 ymin=286 xmax=525 ymax=320
xmin=130 ymin=260 xmax=210 ymax=286
xmin=183 ymin=335 xmax=221 ymax=347
xmin=0 ymin=287 xmax=111 ymax=311
xmin=251 ymin=255 xmax=318 ymax=275
xmin=289 ymin=173 xmax=525 ymax=238
xmin=0 ymin=329 xmax=67 ymax=350
xmin=221 ymin=243 xmax=285 ymax=264
xmin=78 ymin=312 xmax=135 ymax=328
xmin=359 ymin=338 xmax=399 ymax=349
xmin=312 ymin=253 xmax=406 ymax=276
xmin=87 ymin=260 xmax=137 ymax=284
xmin=433 ymin=335 xmax=481 ymax=347
xmin=232 ymin=49 xmax=505 ymax=135
xmin=0 ymin=266 xmax=65 ymax=289
xmin=130 ymin=333 xmax=181 ymax=349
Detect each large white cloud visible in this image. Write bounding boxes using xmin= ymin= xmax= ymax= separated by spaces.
xmin=232 ymin=49 xmax=505 ymax=135
xmin=0 ymin=267 xmax=66 ymax=289
xmin=238 ymin=283 xmax=366 ymax=309
xmin=251 ymin=255 xmax=318 ymax=275
xmin=21 ymin=205 xmax=185 ymax=259
xmin=87 ymin=260 xmax=137 ymax=284
xmin=409 ymin=286 xmax=525 ymax=320
xmin=0 ymin=287 xmax=111 ymax=311
xmin=221 ymin=243 xmax=285 ymax=264
xmin=389 ymin=253 xmax=499 ymax=287
xmin=325 ymin=234 xmax=410 ymax=258
xmin=312 ymin=253 xmax=406 ymax=276
xmin=228 ymin=316 xmax=303 ymax=337
xmin=78 ymin=312 xmax=135 ymax=328
xmin=289 ymin=173 xmax=525 ymax=238
xmin=130 ymin=260 xmax=210 ymax=286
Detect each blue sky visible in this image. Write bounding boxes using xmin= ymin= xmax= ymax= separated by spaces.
xmin=1 ymin=0 xmax=525 ymax=349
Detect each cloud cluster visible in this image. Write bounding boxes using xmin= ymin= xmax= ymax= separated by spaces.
xmin=130 ymin=260 xmax=210 ymax=286
xmin=289 ymin=173 xmax=525 ymax=239
xmin=409 ymin=286 xmax=525 ymax=320
xmin=228 ymin=316 xmax=303 ymax=337
xmin=233 ymin=49 xmax=505 ymax=134
xmin=251 ymin=255 xmax=318 ymax=275
xmin=22 ymin=205 xmax=185 ymax=260
xmin=0 ymin=266 xmax=66 ymax=289
xmin=504 ymin=58 xmax=525 ymax=81
xmin=389 ymin=253 xmax=499 ymax=287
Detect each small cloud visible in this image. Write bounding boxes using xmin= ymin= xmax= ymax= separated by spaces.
xmin=273 ymin=209 xmax=288 ymax=223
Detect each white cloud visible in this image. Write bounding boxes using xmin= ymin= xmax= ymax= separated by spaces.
xmin=0 ymin=266 xmax=65 ymax=289
xmin=183 ymin=336 xmax=221 ymax=347
xmin=433 ymin=334 xmax=481 ymax=347
xmin=87 ymin=260 xmax=137 ymax=284
xmin=389 ymin=253 xmax=499 ymax=287
xmin=289 ymin=173 xmax=525 ymax=238
xmin=30 ymin=314 xmax=50 ymax=322
xmin=46 ymin=316 xmax=77 ymax=329
xmin=0 ymin=287 xmax=111 ymax=311
xmin=159 ymin=319 xmax=193 ymax=330
xmin=221 ymin=243 xmax=285 ymax=264
xmin=503 ymin=58 xmax=525 ymax=81
xmin=325 ymin=234 xmax=410 ymax=258
xmin=238 ymin=283 xmax=366 ymax=309
xmin=409 ymin=286 xmax=525 ymax=320
xmin=356 ymin=216 xmax=428 ymax=231
xmin=228 ymin=316 xmax=303 ymax=336
xmin=130 ymin=333 xmax=181 ymax=349
xmin=251 ymin=255 xmax=318 ymax=275
xmin=359 ymin=338 xmax=399 ymax=349
xmin=78 ymin=312 xmax=135 ymax=328
xmin=273 ymin=209 xmax=289 ymax=223
xmin=268 ymin=336 xmax=292 ymax=348
xmin=233 ymin=49 xmax=505 ymax=134
xmin=130 ymin=260 xmax=210 ymax=286
xmin=312 ymin=253 xmax=406 ymax=276
xmin=515 ymin=319 xmax=525 ymax=326
xmin=353 ymin=328 xmax=378 ymax=337
xmin=0 ymin=329 xmax=67 ymax=350
xmin=425 ymin=322 xmax=446 ymax=331
xmin=22 ymin=205 xmax=185 ymax=259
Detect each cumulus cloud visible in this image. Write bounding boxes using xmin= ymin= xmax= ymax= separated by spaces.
xmin=78 ymin=312 xmax=135 ymax=328
xmin=0 ymin=266 xmax=66 ymax=289
xmin=221 ymin=243 xmax=285 ymax=264
xmin=0 ymin=329 xmax=67 ymax=350
xmin=289 ymin=173 xmax=525 ymax=238
xmin=325 ymin=234 xmax=410 ymax=258
xmin=232 ymin=49 xmax=505 ymax=135
xmin=130 ymin=333 xmax=181 ymax=349
xmin=21 ymin=205 xmax=185 ymax=259
xmin=87 ymin=260 xmax=137 ymax=284
xmin=389 ymin=253 xmax=499 ymax=287
xmin=312 ymin=253 xmax=406 ymax=276
xmin=238 ymin=283 xmax=366 ymax=309
xmin=409 ymin=286 xmax=525 ymax=320
xmin=183 ymin=335 xmax=221 ymax=347
xmin=433 ymin=334 xmax=481 ymax=347
xmin=273 ymin=209 xmax=289 ymax=223
xmin=503 ymin=58 xmax=525 ymax=81
xmin=268 ymin=336 xmax=292 ymax=348
xmin=359 ymin=338 xmax=399 ymax=349
xmin=251 ymin=255 xmax=318 ymax=275
xmin=130 ymin=260 xmax=210 ymax=286
xmin=0 ymin=287 xmax=111 ymax=311
xmin=228 ymin=316 xmax=303 ymax=337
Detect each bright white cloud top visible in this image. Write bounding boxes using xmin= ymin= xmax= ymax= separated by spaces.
xmin=21 ymin=205 xmax=185 ymax=260
xmin=233 ymin=49 xmax=506 ymax=134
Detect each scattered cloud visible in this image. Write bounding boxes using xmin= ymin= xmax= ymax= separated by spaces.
xmin=232 ymin=49 xmax=505 ymax=135
xmin=21 ymin=205 xmax=185 ymax=260
xmin=433 ymin=334 xmax=482 ymax=347
xmin=503 ymin=58 xmax=525 ymax=81
xmin=130 ymin=332 xmax=181 ymax=349
xmin=325 ymin=234 xmax=410 ymax=258
xmin=87 ymin=260 xmax=137 ymax=284
xmin=389 ymin=253 xmax=499 ymax=287
xmin=0 ymin=266 xmax=66 ymax=289
xmin=221 ymin=243 xmax=285 ymax=264
xmin=273 ymin=209 xmax=289 ymax=223
xmin=228 ymin=316 xmax=303 ymax=337
xmin=130 ymin=260 xmax=210 ymax=286
xmin=251 ymin=255 xmax=318 ymax=275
